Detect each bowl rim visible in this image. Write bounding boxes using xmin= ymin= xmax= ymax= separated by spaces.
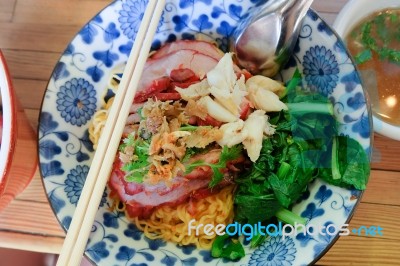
xmin=307 ymin=8 xmax=372 ymax=265
xmin=333 ymin=0 xmax=400 ymax=141
xmin=0 ymin=50 xmax=18 ymax=195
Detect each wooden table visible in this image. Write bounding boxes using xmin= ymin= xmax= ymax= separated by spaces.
xmin=0 ymin=0 xmax=399 ymax=265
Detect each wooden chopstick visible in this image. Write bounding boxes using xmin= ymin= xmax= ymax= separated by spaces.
xmin=56 ymin=0 xmax=165 ymax=265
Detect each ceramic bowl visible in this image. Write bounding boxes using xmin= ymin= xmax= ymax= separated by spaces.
xmin=0 ymin=51 xmax=38 ymax=211
xmin=39 ymin=0 xmax=372 ymax=265
xmin=0 ymin=50 xmax=18 ymax=207
xmin=333 ymin=0 xmax=400 ymax=141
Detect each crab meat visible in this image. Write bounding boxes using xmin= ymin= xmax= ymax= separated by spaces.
xmin=217 ymin=119 xmax=247 ymax=147
xmin=264 ymin=121 xmax=276 ymax=136
xmin=242 ymin=110 xmax=267 ymax=162
xmin=198 ymin=96 xmax=237 ymax=123
xmin=175 ymin=79 xmax=210 ymax=101
xmin=247 ymin=84 xmax=287 ymax=112
xmin=246 ymin=75 xmax=286 ymax=96
xmin=207 ymin=53 xmax=237 ymax=91
xmin=209 ymin=86 xmax=238 ymax=116
xmin=207 ymin=53 xmax=247 ymax=116
xmin=232 ymin=75 xmax=248 ymax=108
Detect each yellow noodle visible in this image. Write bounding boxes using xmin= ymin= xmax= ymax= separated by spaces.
xmin=88 ymin=67 xmax=123 ymax=149
xmin=88 ymin=97 xmax=114 ymax=150
xmin=131 ymin=185 xmax=235 ymax=250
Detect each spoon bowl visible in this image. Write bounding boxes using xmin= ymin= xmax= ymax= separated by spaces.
xmin=232 ymin=0 xmax=313 ymax=77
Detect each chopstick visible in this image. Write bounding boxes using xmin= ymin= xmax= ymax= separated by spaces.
xmin=56 ymin=0 xmax=165 ymax=265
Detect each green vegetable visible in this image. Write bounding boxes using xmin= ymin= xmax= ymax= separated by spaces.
xmin=234 ymin=70 xmax=338 ymax=223
xmin=185 ymin=145 xmax=243 ymax=187
xmin=286 ymin=102 xmax=333 ymax=116
xmin=354 ymin=49 xmax=372 ymax=64
xmin=119 ymin=134 xmax=151 ymax=183
xmin=320 ymin=136 xmax=370 ymax=190
xmin=248 ymin=208 xmax=306 ymax=248
xmin=250 ymin=233 xmax=267 ymax=248
xmin=211 ymin=234 xmax=245 ymax=261
xmin=179 ymin=124 xmax=212 ymax=131
xmin=228 ymin=70 xmax=370 ymax=255
xmin=234 ymin=136 xmax=280 ymax=224
xmin=234 ymin=191 xmax=281 ymax=225
xmin=353 ymin=11 xmax=400 ymax=65
xmin=181 ymin=146 xmax=202 ymax=163
xmin=275 ymin=208 xmax=307 ymax=226
xmin=137 ymin=107 xmax=144 ymax=120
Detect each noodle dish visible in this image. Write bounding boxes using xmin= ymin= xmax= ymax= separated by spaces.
xmin=39 ymin=1 xmax=372 ymax=265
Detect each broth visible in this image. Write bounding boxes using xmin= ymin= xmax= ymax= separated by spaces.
xmin=346 ymin=9 xmax=400 ymax=126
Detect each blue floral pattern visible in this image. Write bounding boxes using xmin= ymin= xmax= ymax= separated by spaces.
xmin=64 ymin=165 xmax=107 ymax=206
xmin=39 ymin=1 xmax=372 ymax=266
xmin=119 ymin=0 xmax=152 ymax=40
xmin=249 ymin=237 xmax=296 ymax=266
xmin=64 ymin=165 xmax=89 ymax=204
xmin=56 ymin=78 xmax=97 ymax=126
xmin=303 ymin=45 xmax=339 ymax=96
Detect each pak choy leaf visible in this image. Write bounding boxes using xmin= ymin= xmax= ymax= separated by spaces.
xmin=319 ymin=136 xmax=370 ymax=190
xmin=234 ymin=191 xmax=281 ymax=225
xmin=250 ymin=233 xmax=267 ymax=248
xmin=211 ymin=234 xmax=245 ymax=261
xmin=246 ymin=208 xmax=306 ymax=248
xmin=281 ymin=70 xmax=338 ymax=141
xmin=283 ymin=68 xmax=302 ymax=102
xmin=248 ymin=207 xmax=307 ymax=248
xmin=263 ymin=113 xmax=327 ymax=209
xmin=256 ymin=70 xmax=336 ymax=209
xmin=267 ymin=142 xmax=317 ymax=208
xmin=275 ymin=208 xmax=307 ymax=226
xmin=234 ymin=137 xmax=282 ymax=224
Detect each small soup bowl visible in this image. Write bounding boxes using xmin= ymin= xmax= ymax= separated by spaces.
xmin=0 ymin=50 xmax=17 ymax=203
xmin=334 ymin=0 xmax=400 ymax=141
xmin=0 ymin=50 xmax=38 ymax=211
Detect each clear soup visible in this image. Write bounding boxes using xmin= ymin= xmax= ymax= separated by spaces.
xmin=346 ymin=9 xmax=400 ymax=126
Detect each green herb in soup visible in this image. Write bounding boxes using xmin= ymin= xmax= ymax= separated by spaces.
xmin=346 ymin=9 xmax=400 ymax=126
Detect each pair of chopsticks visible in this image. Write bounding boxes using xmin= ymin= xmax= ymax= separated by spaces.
xmin=56 ymin=0 xmax=165 ymax=265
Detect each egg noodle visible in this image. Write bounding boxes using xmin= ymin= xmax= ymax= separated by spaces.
xmin=88 ymin=71 xmax=235 ymax=249
xmin=88 ymin=67 xmax=121 ymax=150
xmin=132 ymin=185 xmax=234 ymax=249
xmin=88 ymin=97 xmax=113 ymax=150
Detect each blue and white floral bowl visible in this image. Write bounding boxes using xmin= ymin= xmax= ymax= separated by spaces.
xmin=38 ymin=0 xmax=372 ymax=265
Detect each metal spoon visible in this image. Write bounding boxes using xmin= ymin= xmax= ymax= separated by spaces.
xmin=232 ymin=0 xmax=314 ymax=77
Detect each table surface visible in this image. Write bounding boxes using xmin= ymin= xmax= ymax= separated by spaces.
xmin=0 ymin=0 xmax=399 ymax=265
